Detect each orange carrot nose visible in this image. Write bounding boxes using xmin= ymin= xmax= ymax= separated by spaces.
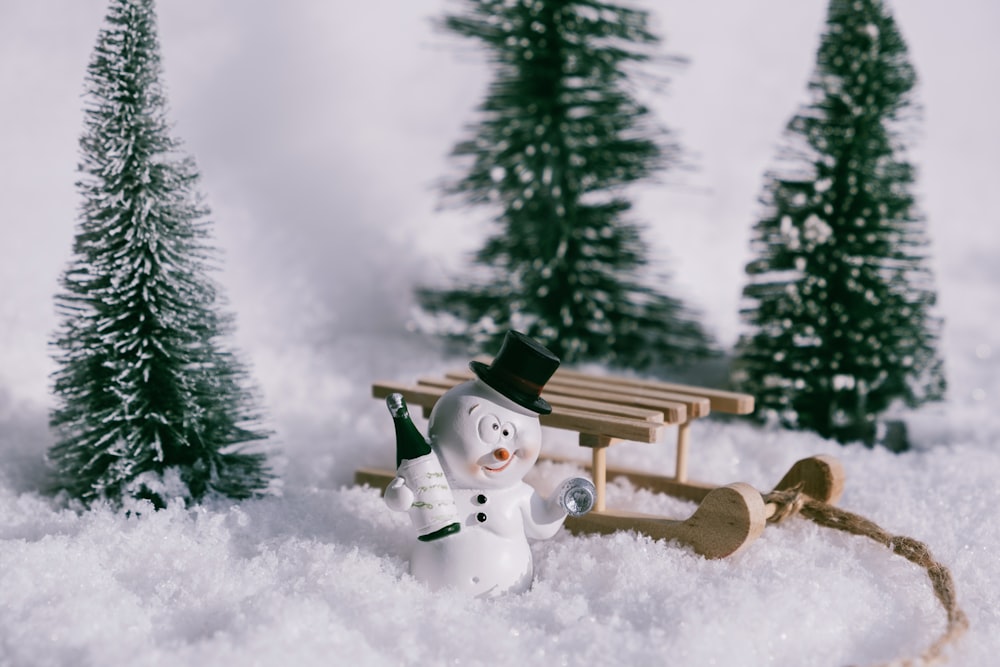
xmin=493 ymin=447 xmax=511 ymax=462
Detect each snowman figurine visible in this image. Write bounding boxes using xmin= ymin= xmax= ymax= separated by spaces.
xmin=384 ymin=330 xmax=595 ymax=597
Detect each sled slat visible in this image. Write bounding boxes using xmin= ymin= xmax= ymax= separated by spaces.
xmin=552 ymin=366 xmax=754 ymax=415
xmin=444 ymin=368 xmax=708 ymax=420
xmin=546 ymin=376 xmax=711 ymax=418
xmin=542 ymin=408 xmax=663 ymax=442
xmin=541 ymin=383 xmax=701 ymax=421
xmin=417 ymin=376 xmax=680 ymax=424
xmin=374 ymin=382 xmax=662 ymax=443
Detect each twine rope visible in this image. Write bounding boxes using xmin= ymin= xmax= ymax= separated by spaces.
xmin=763 ymin=485 xmax=969 ymax=667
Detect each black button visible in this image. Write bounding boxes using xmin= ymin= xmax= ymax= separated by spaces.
xmin=476 ymin=494 xmax=487 ymax=505
xmin=476 ymin=512 xmax=487 ymax=523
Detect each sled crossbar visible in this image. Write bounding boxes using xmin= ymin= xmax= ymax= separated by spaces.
xmin=366 ymin=361 xmax=754 ymax=513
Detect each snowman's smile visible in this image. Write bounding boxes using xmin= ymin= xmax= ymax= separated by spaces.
xmin=482 ymin=458 xmax=514 ymax=474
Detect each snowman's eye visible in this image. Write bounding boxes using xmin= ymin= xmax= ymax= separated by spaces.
xmin=477 ymin=416 xmax=502 ymax=444
xmin=500 ymin=423 xmax=515 ymax=440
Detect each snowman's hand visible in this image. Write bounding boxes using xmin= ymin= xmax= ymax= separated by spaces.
xmin=524 ymin=487 xmax=570 ymax=539
xmin=384 ymin=476 xmax=415 ymax=512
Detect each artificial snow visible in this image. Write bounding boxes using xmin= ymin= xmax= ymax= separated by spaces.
xmin=2 ymin=344 xmax=999 ymax=666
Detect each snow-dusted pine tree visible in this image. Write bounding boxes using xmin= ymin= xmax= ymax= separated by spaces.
xmin=733 ymin=0 xmax=945 ymax=446
xmin=419 ymin=0 xmax=713 ymax=367
xmin=48 ymin=0 xmax=272 ymax=506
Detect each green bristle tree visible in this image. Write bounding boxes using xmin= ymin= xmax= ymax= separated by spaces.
xmin=48 ymin=0 xmax=272 ymax=506
xmin=420 ymin=0 xmax=714 ymax=368
xmin=734 ymin=0 xmax=945 ymax=446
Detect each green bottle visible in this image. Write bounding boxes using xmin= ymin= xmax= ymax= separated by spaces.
xmin=389 ymin=393 xmax=432 ymax=467
xmin=386 ymin=394 xmax=461 ymax=541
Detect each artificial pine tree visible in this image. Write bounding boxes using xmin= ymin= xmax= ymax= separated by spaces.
xmin=48 ymin=0 xmax=272 ymax=506
xmin=419 ymin=0 xmax=713 ymax=367
xmin=733 ymin=0 xmax=945 ymax=446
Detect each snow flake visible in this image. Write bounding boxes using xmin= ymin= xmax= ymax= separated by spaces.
xmin=780 ymin=216 xmax=801 ymax=250
xmin=833 ymin=374 xmax=856 ymax=390
xmin=802 ymin=214 xmax=833 ymax=245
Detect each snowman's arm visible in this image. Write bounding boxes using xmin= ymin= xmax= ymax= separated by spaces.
xmin=522 ymin=486 xmax=567 ymax=540
xmin=384 ymin=476 xmax=415 ymax=512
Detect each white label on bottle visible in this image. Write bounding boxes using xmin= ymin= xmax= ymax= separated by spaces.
xmin=398 ymin=454 xmax=460 ymax=535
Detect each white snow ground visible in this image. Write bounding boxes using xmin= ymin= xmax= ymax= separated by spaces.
xmin=2 ymin=373 xmax=998 ymax=667
xmin=1 ymin=1 xmax=998 ymax=666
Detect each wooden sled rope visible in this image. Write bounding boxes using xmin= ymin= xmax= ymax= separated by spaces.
xmin=764 ymin=486 xmax=968 ymax=667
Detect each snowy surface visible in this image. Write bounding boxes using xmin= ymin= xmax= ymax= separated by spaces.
xmin=1 ymin=1 xmax=998 ymax=666
xmin=2 ymin=382 xmax=998 ymax=667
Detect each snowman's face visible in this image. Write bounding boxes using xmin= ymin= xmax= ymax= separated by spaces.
xmin=428 ymin=380 xmax=542 ymax=490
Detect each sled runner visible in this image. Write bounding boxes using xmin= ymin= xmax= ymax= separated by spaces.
xmin=356 ymin=361 xmax=845 ymax=559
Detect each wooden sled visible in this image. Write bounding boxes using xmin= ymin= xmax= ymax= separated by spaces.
xmin=356 ymin=362 xmax=846 ymax=559
xmin=563 ymin=455 xmax=844 ymax=558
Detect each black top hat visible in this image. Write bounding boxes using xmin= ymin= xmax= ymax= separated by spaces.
xmin=469 ymin=330 xmax=560 ymax=415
